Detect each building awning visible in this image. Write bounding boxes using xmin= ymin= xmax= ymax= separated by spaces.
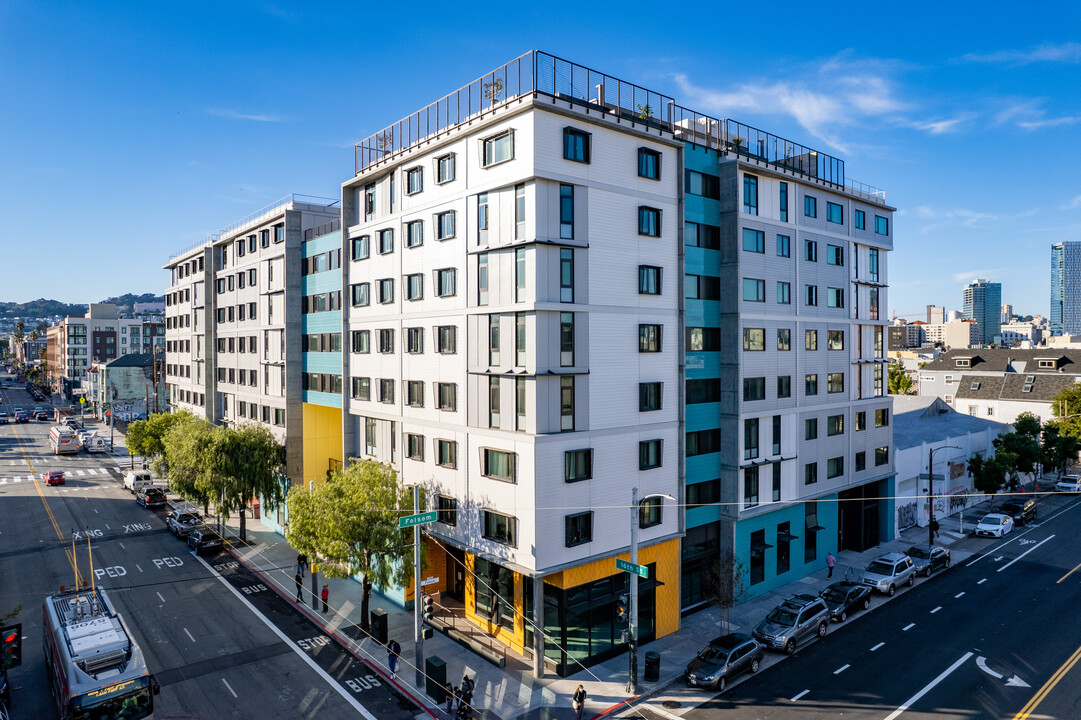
xmin=806 ymin=525 xmax=826 ymax=533
xmin=750 ymin=541 xmax=774 ymax=558
xmin=777 ymin=531 xmax=800 ymax=542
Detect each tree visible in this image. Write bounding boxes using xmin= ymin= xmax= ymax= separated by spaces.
xmin=217 ymin=423 xmax=286 ymax=542
xmin=1051 ymin=384 xmax=1081 ymax=439
xmin=1041 ymin=422 xmax=1079 ymax=480
xmin=13 ymin=320 xmax=24 ymax=348
xmin=707 ymin=553 xmax=746 ymax=634
xmin=285 ymin=460 xmax=415 ymax=631
xmin=888 ymin=364 xmax=914 ymax=395
xmin=127 ymin=410 xmax=197 ymax=476
xmin=969 ymin=452 xmax=1007 ymax=500
xmin=991 ymin=417 xmax=1042 ymax=491
xmin=162 ymin=419 xmax=218 ymax=515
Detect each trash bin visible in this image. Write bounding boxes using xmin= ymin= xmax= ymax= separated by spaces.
xmin=644 ymin=651 xmax=660 ymax=682
xmin=425 ymin=656 xmax=446 ymax=702
xmin=370 ymin=609 xmax=388 ymax=645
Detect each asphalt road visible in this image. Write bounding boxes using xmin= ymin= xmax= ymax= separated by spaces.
xmin=0 ymin=374 xmax=422 ymax=719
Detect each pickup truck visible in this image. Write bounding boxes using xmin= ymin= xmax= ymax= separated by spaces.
xmin=123 ymin=470 xmax=167 ymax=494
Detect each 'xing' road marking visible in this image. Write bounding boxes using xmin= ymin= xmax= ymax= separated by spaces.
xmin=998 ymin=536 xmax=1055 ymax=573
xmin=184 ymin=628 xmax=195 ymax=643
xmin=883 ymin=652 xmax=973 ymax=720
xmin=1057 ymin=557 xmax=1081 ymax=584
xmin=790 ymin=690 xmax=810 ymax=702
xmin=871 ymin=642 xmax=885 ymax=652
xmin=955 ymin=592 xmax=966 ymax=599
xmin=194 ymin=554 xmax=382 ymax=720
xmin=931 ymin=606 xmax=942 ymax=614
xmin=1012 ymin=642 xmax=1081 ymax=719
xmin=222 ymin=678 xmax=238 ymax=698
xmin=834 ymin=664 xmax=850 ymax=675
xmin=903 ymin=623 xmax=916 ymax=631
xmin=978 ymin=578 xmax=987 ymax=584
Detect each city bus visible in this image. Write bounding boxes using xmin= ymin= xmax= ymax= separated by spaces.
xmin=43 ymin=587 xmax=159 ymax=719
xmin=49 ymin=425 xmax=81 ymax=455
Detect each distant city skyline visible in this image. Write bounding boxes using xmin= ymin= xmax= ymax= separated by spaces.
xmin=2 ymin=2 xmax=1078 ymax=315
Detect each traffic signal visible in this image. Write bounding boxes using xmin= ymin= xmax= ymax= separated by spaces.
xmin=422 ymin=594 xmax=434 ymax=622
xmin=1 ymin=624 xmax=21 ymax=670
xmin=616 ymin=594 xmax=628 ymax=624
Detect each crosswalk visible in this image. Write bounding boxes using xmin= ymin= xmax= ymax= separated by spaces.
xmin=0 ymin=465 xmax=126 ymax=487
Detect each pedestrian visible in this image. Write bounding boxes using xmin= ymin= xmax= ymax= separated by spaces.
xmin=321 ymin=583 xmax=329 ymax=613
xmin=296 ymin=552 xmax=309 ymax=577
xmin=457 ymin=688 xmax=472 ymax=720
xmin=826 ymin=552 xmax=836 ymax=579
xmin=931 ymin=518 xmax=940 ymax=539
xmin=572 ymin=684 xmax=587 ymax=720
xmin=387 ymin=638 xmax=401 ymax=679
xmin=461 ymin=674 xmax=474 ymax=696
xmin=453 ymin=685 xmax=462 ymax=714
xmin=445 ymin=683 xmax=455 ymax=714
xmin=294 ymin=572 xmax=303 ymax=603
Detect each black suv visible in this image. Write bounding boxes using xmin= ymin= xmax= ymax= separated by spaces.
xmin=752 ymin=594 xmax=830 ymax=654
xmin=999 ymin=498 xmax=1036 ymax=526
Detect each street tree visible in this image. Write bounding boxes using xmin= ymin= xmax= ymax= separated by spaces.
xmin=127 ymin=410 xmax=197 ymax=476
xmin=217 ymin=423 xmax=286 ymax=542
xmin=1042 ymin=422 xmax=1079 ymax=480
xmin=1051 ymin=383 xmax=1081 ymax=438
xmin=13 ymin=321 xmax=24 ymax=347
xmin=162 ymin=418 xmax=218 ymax=515
xmin=888 ymin=364 xmax=914 ymax=395
xmin=969 ymin=452 xmax=1007 ymax=500
xmin=285 ymin=459 xmax=415 ymax=631
xmin=707 ymin=553 xmax=746 ymax=634
xmin=992 ymin=427 xmax=1040 ymax=491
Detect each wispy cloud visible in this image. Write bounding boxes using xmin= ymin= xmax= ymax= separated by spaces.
xmin=1063 ymin=195 xmax=1081 ymax=211
xmin=910 ymin=115 xmax=972 ymax=134
xmin=1018 ymin=115 xmax=1081 ymax=130
xmin=206 ymin=107 xmax=283 ymax=122
xmin=962 ymin=42 xmax=1081 ymax=65
xmin=952 ymin=269 xmax=1004 ymax=283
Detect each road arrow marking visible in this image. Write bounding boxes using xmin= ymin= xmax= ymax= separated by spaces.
xmin=977 ymin=656 xmax=1002 ymax=679
xmin=995 ymin=556 xmax=1004 ymax=562
xmin=1006 ymin=675 xmax=1030 ymax=688
xmin=998 ymin=536 xmax=1055 ymax=573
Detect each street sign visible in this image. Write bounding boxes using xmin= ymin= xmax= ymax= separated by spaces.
xmin=399 ymin=511 xmax=437 ymax=529
xmin=419 ymin=576 xmax=440 ymax=587
xmin=616 ymin=558 xmax=648 ymax=578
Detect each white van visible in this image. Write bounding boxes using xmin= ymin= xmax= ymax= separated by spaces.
xmin=123 ymin=470 xmax=165 ymax=494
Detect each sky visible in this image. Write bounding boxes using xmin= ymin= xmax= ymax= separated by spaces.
xmin=2 ymin=1 xmax=1079 ymax=319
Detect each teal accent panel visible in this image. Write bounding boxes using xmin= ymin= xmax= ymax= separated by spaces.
xmin=303 ymin=230 xmax=342 ymax=257
xmin=880 ymin=475 xmax=896 ymax=540
xmin=302 ymin=271 xmax=341 ymax=295
xmin=303 ymin=311 xmax=341 ymax=334
xmin=686 ymin=402 xmax=720 ymax=429
xmin=686 ymin=453 xmax=720 ymax=484
xmin=302 ymin=389 xmax=343 ymax=408
xmin=303 ymin=352 xmax=341 ymax=374
xmin=685 ymin=246 xmax=721 ymax=277
xmin=686 ymin=503 xmax=720 ymax=528
xmin=685 ymin=352 xmax=720 ymax=380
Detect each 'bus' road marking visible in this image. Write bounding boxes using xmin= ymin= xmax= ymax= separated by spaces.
xmin=222 ymin=678 xmax=238 ymax=698
xmin=998 ymin=536 xmax=1056 ymax=573
xmin=955 ymin=592 xmax=966 ymax=599
xmin=184 ymin=628 xmax=195 ymax=643
xmin=903 ymin=623 xmax=916 ymax=631
xmin=978 ymin=578 xmax=987 ymax=584
xmin=871 ymin=642 xmax=885 ymax=652
xmin=790 ymin=690 xmax=810 ymax=702
xmin=931 ymin=607 xmax=942 ymax=614
xmin=883 ymin=653 xmax=973 ymax=720
xmin=834 ymin=664 xmax=850 ymax=675
xmin=195 ymin=554 xmax=381 ymax=720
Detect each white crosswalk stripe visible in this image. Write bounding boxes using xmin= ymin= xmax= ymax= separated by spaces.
xmin=87 ymin=468 xmax=99 ymax=475
xmin=76 ymin=470 xmax=86 ymax=476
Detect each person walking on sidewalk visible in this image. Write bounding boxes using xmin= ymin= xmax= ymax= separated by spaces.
xmin=321 ymin=584 xmax=329 ymax=613
xmin=461 ymin=674 xmax=474 ymax=696
xmin=572 ymin=684 xmax=587 ymax=720
xmin=296 ymin=553 xmax=309 ymax=577
xmin=387 ymin=639 xmax=401 ymax=679
xmin=294 ymin=573 xmax=303 ymax=603
xmin=826 ymin=552 xmax=836 ymax=579
xmin=931 ymin=518 xmax=940 ymax=539
xmin=445 ymin=683 xmax=455 ymax=715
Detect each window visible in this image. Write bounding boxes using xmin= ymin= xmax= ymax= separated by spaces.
xmin=773 ymin=463 xmax=782 ymax=502
xmin=855 ymin=209 xmax=865 ymax=230
xmin=377 ymin=228 xmax=394 ymax=254
xmin=743 ymin=174 xmax=758 ymax=214
xmin=639 ymin=439 xmax=662 ymax=469
xmin=481 ymin=130 xmax=514 ymax=167
xmin=869 ymin=249 xmax=880 ymax=282
xmin=777 ymin=281 xmax=791 ymax=304
xmin=686 ymin=170 xmax=720 ymax=199
xmin=406 ymin=327 xmax=423 ymax=354
xmin=436 ymin=212 xmax=456 ymax=241
xmin=483 ymin=449 xmax=516 ymax=482
xmin=869 ymin=287 xmax=880 ymax=320
xmin=686 ymin=221 xmax=720 ymax=249
xmin=772 ymin=415 xmax=782 ymax=455
xmin=805 ymin=239 xmax=818 ymax=262
xmin=827 ymin=287 xmax=845 ymax=308
xmin=805 ymin=418 xmax=818 ymax=440
xmin=828 ymin=330 xmax=844 ymax=350
xmin=515 ymin=377 xmax=526 ymax=431
xmin=405 ymin=167 xmax=423 ymax=195
xmin=639 ymin=497 xmax=663 ymax=528
xmin=777 ymin=328 xmax=791 ymax=351
xmin=406 ymin=380 xmax=424 ymax=407
xmin=405 ymin=274 xmax=423 ymax=301
xmin=639 ymin=207 xmax=661 ymax=237
xmin=352 ymin=330 xmax=370 ymax=354
xmin=364 ymin=183 xmax=376 ymax=219
xmin=488 ymin=376 xmax=501 ymax=427
xmin=565 ymin=512 xmax=593 ymax=547
xmin=742 ymin=228 xmax=765 ymax=253
xmin=436 ymin=153 xmax=455 ymax=184
xmin=744 ymin=417 xmax=759 ymax=459
xmin=743 ymin=327 xmax=765 ymax=351
xmin=875 ymin=215 xmax=889 ymax=235
xmin=378 ymin=328 xmax=394 ymax=354
xmin=638 ymin=147 xmax=660 ymax=179
xmin=828 ymin=372 xmax=844 ymax=393
xmin=686 ymin=378 xmax=720 ymax=404
xmin=436 ymin=495 xmax=456 ymax=525
xmin=779 ymin=182 xmax=788 ymax=222
xmin=515 ymin=248 xmax=526 ymax=301
xmin=435 ymin=268 xmax=456 ymax=297
xmin=489 ymin=315 xmax=500 ymax=365
xmin=687 ymin=479 xmax=720 ymax=508
xmin=639 ymin=382 xmax=662 ymax=411
xmin=559 ymin=184 xmax=574 ymax=239
xmin=351 ymin=235 xmax=370 ymax=261
xmin=433 ymin=382 xmax=456 ymax=411
xmin=743 ymin=377 xmax=766 ymax=401
xmin=805 ymin=330 xmax=818 ymax=351
xmin=805 ymin=462 xmax=818 ymax=485
xmin=806 ymin=374 xmax=818 ymax=395
xmin=855 ymin=452 xmax=866 ymax=471
xmin=378 ymin=378 xmax=394 ymax=403
xmin=874 ymin=363 xmax=884 ymax=396
xmin=685 ymin=274 xmax=720 ymax=300
xmin=483 ymin=510 xmax=517 ymax=546
xmin=804 ymin=195 xmax=817 ymax=218
xmin=687 ymin=327 xmax=720 ymax=351
xmin=827 ymin=244 xmax=844 ymax=266
xmin=743 ymin=278 xmax=765 ymax=302
xmin=514 ymin=184 xmax=526 ymax=239
xmin=477 ymin=193 xmax=489 ymax=245
xmin=515 ymin=313 xmax=526 ymax=365
xmin=560 ymin=248 xmax=574 ymax=302
xmin=563 ymin=127 xmax=590 ymax=163
xmin=639 ymin=265 xmax=662 ymax=295
xmin=436 ymin=326 xmax=457 ymax=354
xmin=560 ymin=312 xmax=574 ymax=366
xmin=565 ymin=449 xmax=593 ymax=482
xmin=639 ymin=324 xmax=662 ymax=352
xmin=827 ymin=456 xmax=844 ymax=479
xmin=805 ymin=285 xmax=818 ymax=306
xmin=744 ymin=466 xmax=759 ymax=509
xmin=777 ymin=376 xmax=791 ymax=398
xmin=875 ymin=446 xmax=890 ymax=466
xmin=875 ymin=408 xmax=889 ymax=427
xmin=436 ymin=439 xmax=458 ymax=468
xmin=828 ymin=415 xmax=844 ymax=436
xmin=560 ymin=376 xmax=575 ymax=431
xmin=826 ymin=202 xmax=843 ymax=224
xmin=856 ymin=411 xmax=867 ymax=430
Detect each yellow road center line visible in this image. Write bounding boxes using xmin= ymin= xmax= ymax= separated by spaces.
xmin=1056 ymin=559 xmax=1081 ymax=584
xmin=1013 ymin=643 xmax=1081 ymax=720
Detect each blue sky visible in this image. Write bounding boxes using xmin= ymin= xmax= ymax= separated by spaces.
xmin=2 ymin=1 xmax=1078 ymax=319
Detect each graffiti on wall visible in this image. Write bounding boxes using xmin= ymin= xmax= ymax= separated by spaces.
xmin=897 ymin=502 xmax=918 ymax=530
xmin=950 ymin=461 xmax=966 ymax=481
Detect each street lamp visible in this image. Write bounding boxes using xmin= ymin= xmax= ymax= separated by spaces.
xmin=927 ymin=445 xmax=961 ymax=545
xmin=627 ymin=487 xmax=675 ymax=694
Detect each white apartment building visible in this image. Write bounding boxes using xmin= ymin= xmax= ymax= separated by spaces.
xmin=923 ymin=319 xmax=980 ymax=348
xmin=46 ymin=304 xmax=159 ymax=396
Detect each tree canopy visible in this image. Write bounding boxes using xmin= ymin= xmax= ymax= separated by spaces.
xmin=888 ymin=364 xmax=914 ymax=395
xmin=127 ymin=410 xmax=198 ymax=476
xmin=969 ymin=452 xmax=1007 ymax=498
xmin=1051 ymin=384 xmax=1081 ymax=439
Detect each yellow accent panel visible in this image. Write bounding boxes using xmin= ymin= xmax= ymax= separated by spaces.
xmin=463 ymin=552 xmax=526 ymax=654
xmin=301 ymin=403 xmax=342 ymax=487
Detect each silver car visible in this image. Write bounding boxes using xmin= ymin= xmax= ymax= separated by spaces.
xmin=752 ymin=594 xmax=829 ymax=655
xmin=166 ymin=511 xmax=201 ymax=538
xmin=861 ymin=552 xmax=916 ymax=596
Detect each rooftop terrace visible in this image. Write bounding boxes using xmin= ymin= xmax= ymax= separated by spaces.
xmin=354 ymin=50 xmax=886 ymax=203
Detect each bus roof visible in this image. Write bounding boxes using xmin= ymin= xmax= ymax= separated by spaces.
xmin=45 ymin=588 xmax=134 ymax=678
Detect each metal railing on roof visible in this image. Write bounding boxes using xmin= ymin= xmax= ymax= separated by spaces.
xmin=304 ymin=217 xmax=341 ymax=242
xmin=168 ymin=233 xmax=219 ymax=263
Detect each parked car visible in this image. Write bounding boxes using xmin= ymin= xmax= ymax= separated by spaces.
xmin=684 ymin=633 xmax=763 ymax=691
xmin=818 ymin=581 xmax=872 ymax=622
xmin=33 ymin=408 xmax=49 ymax=420
xmin=42 ymin=470 xmax=65 ymax=486
xmin=904 ymin=545 xmax=951 ymax=577
xmin=187 ymin=527 xmax=224 ymax=555
xmin=0 ymin=411 xmax=8 ymax=424
xmin=135 ymin=487 xmax=168 ymax=509
xmin=166 ymin=511 xmax=201 ymax=537
xmin=861 ymin=553 xmax=916 ymax=596
xmin=975 ymin=513 xmax=1014 ymax=538
xmin=752 ymin=594 xmax=829 ymax=654
xmin=1056 ymin=475 xmax=1081 ymax=493
xmin=999 ymin=498 xmax=1037 ymax=526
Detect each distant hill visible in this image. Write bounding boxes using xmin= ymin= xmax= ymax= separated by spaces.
xmin=0 ymin=293 xmax=164 ymax=319
xmin=99 ymin=293 xmax=165 ymax=316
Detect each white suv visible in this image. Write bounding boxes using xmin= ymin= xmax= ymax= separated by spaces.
xmin=1056 ymin=475 xmax=1081 ymax=493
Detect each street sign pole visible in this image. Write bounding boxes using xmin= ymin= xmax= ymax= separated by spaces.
xmin=413 ymin=485 xmax=424 ymax=687
xmin=627 ymin=486 xmax=638 ymax=694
